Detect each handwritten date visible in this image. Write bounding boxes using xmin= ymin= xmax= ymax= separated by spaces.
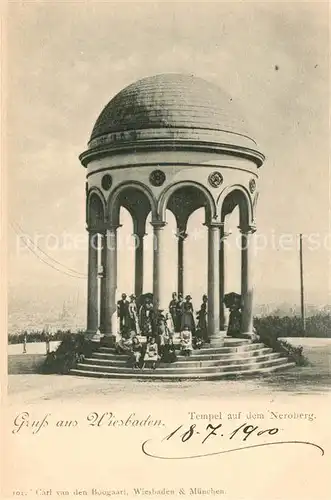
xmin=142 ymin=422 xmax=324 ymax=459
xmin=164 ymin=422 xmax=278 ymax=444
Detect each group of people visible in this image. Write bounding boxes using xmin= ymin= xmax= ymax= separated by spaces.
xmin=117 ymin=292 xmax=209 ymax=339
xmin=116 ymin=332 xmax=178 ymax=370
xmin=115 ymin=291 xmax=248 ymax=370
xmin=115 ymin=292 xmax=210 ymax=370
xmin=168 ymin=292 xmax=208 ymax=340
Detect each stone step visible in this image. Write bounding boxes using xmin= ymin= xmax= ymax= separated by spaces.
xmin=84 ymin=352 xmax=280 ymax=369
xmin=76 ymin=356 xmax=287 ymax=375
xmin=91 ymin=346 xmax=273 ymax=364
xmin=96 ymin=343 xmax=264 ymax=359
xmin=70 ymin=361 xmax=296 ymax=380
xmin=98 ymin=338 xmax=251 ymax=353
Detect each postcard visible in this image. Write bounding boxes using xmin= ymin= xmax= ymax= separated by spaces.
xmin=2 ymin=1 xmax=330 ymax=500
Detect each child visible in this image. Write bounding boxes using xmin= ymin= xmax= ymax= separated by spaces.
xmin=162 ymin=337 xmax=177 ymax=363
xmin=180 ymin=327 xmax=193 ymax=356
xmin=130 ymin=335 xmax=143 ymax=369
xmin=115 ymin=332 xmax=134 ymax=354
xmin=143 ymin=336 xmax=159 ymax=370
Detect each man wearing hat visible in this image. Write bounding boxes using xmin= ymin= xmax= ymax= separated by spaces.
xmin=117 ymin=293 xmax=130 ymax=337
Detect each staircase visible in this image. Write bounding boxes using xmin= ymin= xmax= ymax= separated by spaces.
xmin=70 ymin=337 xmax=295 ymax=380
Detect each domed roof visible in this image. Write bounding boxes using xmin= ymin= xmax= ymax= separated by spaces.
xmin=90 ymin=73 xmax=253 ymax=143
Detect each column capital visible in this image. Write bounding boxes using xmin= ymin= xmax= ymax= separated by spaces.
xmin=150 ymin=220 xmax=167 ymax=230
xmin=133 ymin=216 xmax=148 ymax=238
xmin=219 ymin=225 xmax=232 ymax=240
xmin=219 ymin=222 xmax=231 ymax=234
xmin=132 ymin=231 xmax=147 ymax=239
xmin=86 ymin=226 xmax=100 ymax=235
xmin=106 ymin=224 xmax=122 ymax=233
xmin=204 ymin=222 xmax=223 ymax=230
xmin=238 ymin=223 xmax=257 ymax=234
xmin=131 ymin=231 xmax=148 ymax=239
xmin=175 ymin=228 xmax=188 ymax=240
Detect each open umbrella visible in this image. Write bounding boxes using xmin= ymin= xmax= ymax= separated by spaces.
xmin=223 ymin=292 xmax=241 ymax=308
xmin=137 ymin=292 xmax=153 ymax=310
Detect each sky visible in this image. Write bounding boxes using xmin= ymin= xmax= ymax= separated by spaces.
xmin=7 ymin=1 xmax=330 ymax=314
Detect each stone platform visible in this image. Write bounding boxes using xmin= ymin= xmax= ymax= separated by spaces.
xmin=70 ymin=337 xmax=295 ymax=380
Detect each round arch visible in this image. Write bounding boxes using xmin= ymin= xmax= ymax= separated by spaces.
xmin=158 ymin=181 xmax=217 ymax=224
xmin=87 ymin=188 xmax=106 ymax=229
xmin=107 ymin=180 xmax=158 ymax=226
xmin=217 ymin=184 xmax=254 ymax=227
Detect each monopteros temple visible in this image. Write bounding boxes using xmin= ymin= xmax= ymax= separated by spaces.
xmin=73 ymin=74 xmax=295 ymax=379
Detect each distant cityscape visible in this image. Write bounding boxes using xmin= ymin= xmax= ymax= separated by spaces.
xmin=8 ymin=287 xmax=331 ymax=335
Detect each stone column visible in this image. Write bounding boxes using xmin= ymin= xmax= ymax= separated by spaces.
xmin=101 ymin=225 xmax=119 ymax=341
xmin=99 ymin=232 xmax=107 ymax=334
xmin=219 ymin=225 xmax=231 ymax=332
xmin=134 ymin=231 xmax=146 ymax=298
xmin=207 ymin=223 xmax=222 ymax=345
xmin=176 ymin=228 xmax=188 ymax=296
xmin=86 ymin=231 xmax=99 ymax=335
xmin=240 ymin=224 xmax=256 ymax=334
xmin=151 ymin=221 xmax=167 ymax=311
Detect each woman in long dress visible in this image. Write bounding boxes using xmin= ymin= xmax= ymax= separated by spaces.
xmin=227 ymin=305 xmax=242 ymax=337
xmin=175 ymin=293 xmax=184 ymax=332
xmin=225 ymin=293 xmax=242 ymax=338
xmin=180 ymin=295 xmax=196 ymax=334
xmin=168 ymin=292 xmax=178 ymax=329
xmin=156 ymin=311 xmax=169 ymax=360
xmin=139 ymin=299 xmax=155 ymax=337
xmin=128 ymin=294 xmax=140 ymax=334
xmin=165 ymin=311 xmax=175 ymax=338
xmin=197 ymin=294 xmax=208 ymax=342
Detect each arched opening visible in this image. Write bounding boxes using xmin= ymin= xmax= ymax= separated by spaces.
xmin=106 ymin=184 xmax=156 ymax=308
xmin=116 ymin=207 xmax=135 ymax=301
xmin=159 ymin=181 xmax=216 ymax=224
xmin=224 ymin=206 xmax=241 ymax=294
xmin=220 ymin=188 xmax=252 ymax=229
xmin=86 ymin=191 xmax=106 ymax=335
xmin=87 ymin=191 xmax=105 ymax=230
xmin=185 ymin=208 xmax=208 ymax=310
xmin=143 ymin=209 xmax=177 ymax=301
xmin=162 ymin=183 xmax=214 ymax=297
xmin=219 ymin=187 xmax=255 ymax=334
xmin=108 ymin=181 xmax=157 ymax=226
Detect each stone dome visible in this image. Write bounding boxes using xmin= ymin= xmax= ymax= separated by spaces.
xmin=80 ymin=73 xmax=264 ymax=167
xmin=90 ymin=73 xmax=253 ymax=143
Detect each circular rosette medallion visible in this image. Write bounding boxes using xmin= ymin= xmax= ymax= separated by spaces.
xmin=149 ymin=170 xmax=166 ymax=187
xmin=208 ymin=171 xmax=223 ymax=188
xmin=101 ymin=174 xmax=113 ymax=191
xmin=249 ymin=178 xmax=257 ymax=194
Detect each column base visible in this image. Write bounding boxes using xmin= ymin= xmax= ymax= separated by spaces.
xmin=208 ymin=331 xmax=225 ymax=347
xmin=100 ymin=334 xmax=117 ymax=347
xmin=85 ymin=330 xmax=102 ymax=342
xmin=240 ymin=331 xmax=260 ymax=342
